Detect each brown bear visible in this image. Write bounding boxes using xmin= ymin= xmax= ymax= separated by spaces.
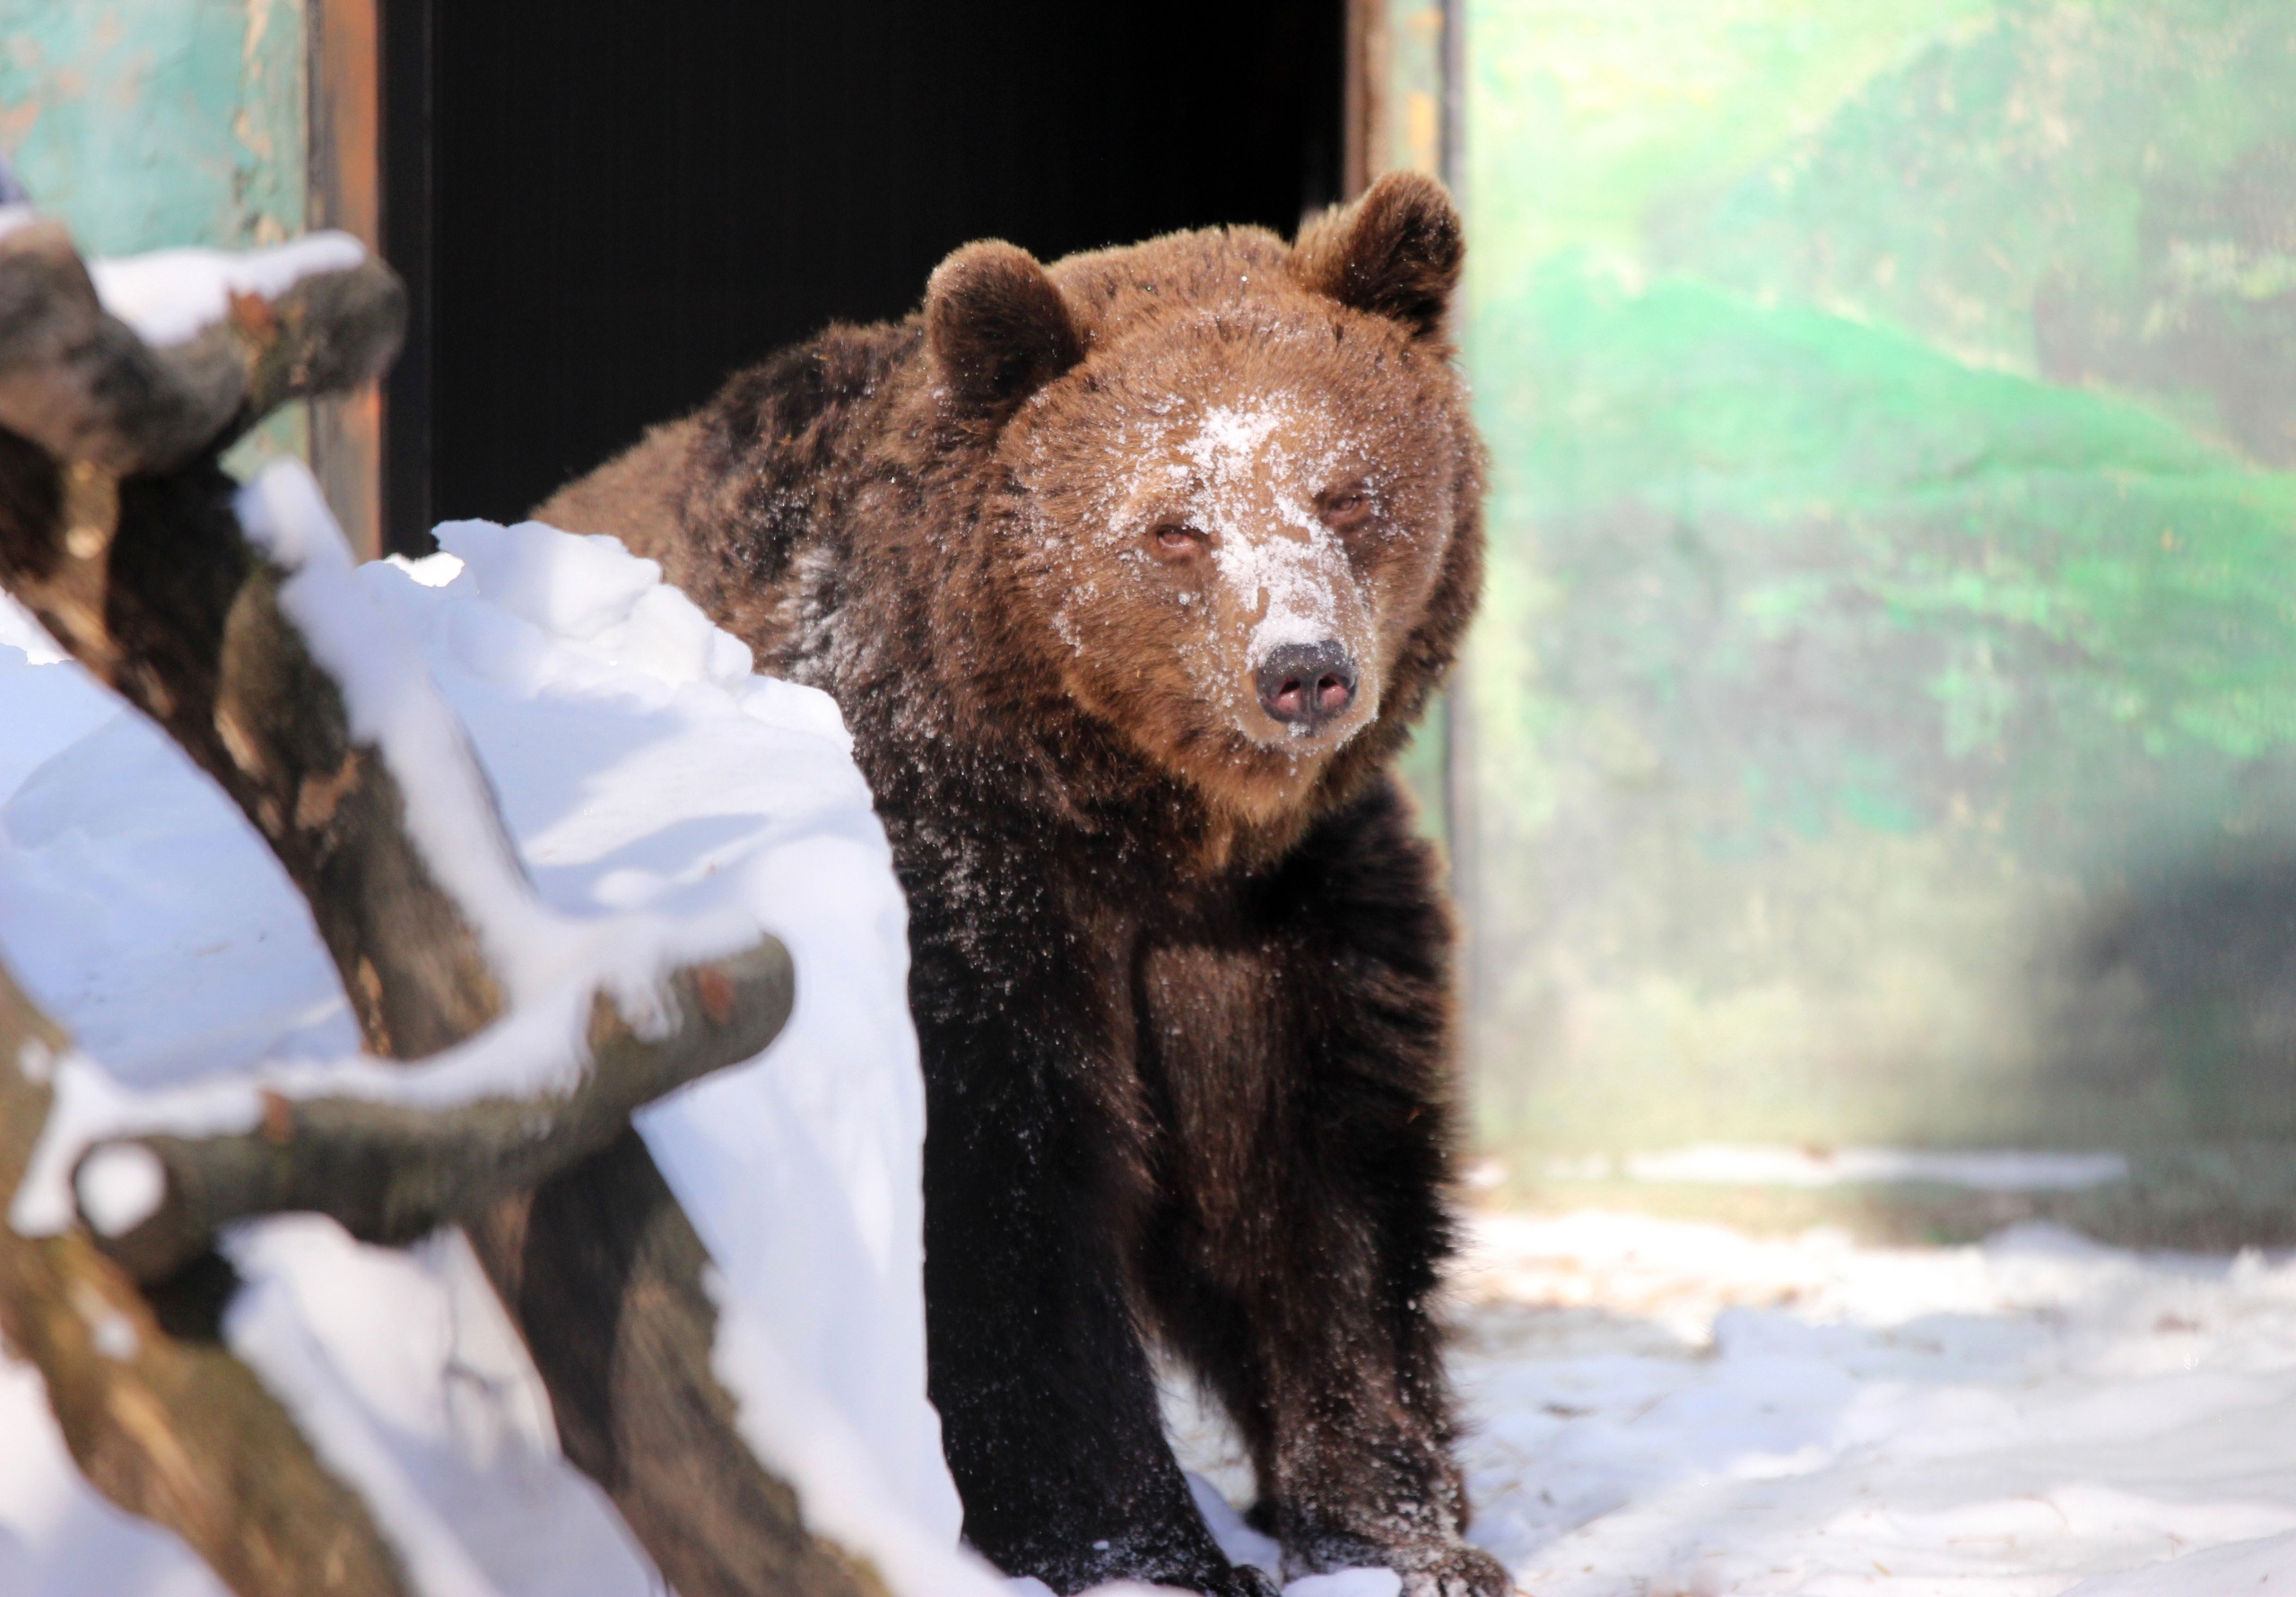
xmin=536 ymin=171 xmax=1501 ymax=1597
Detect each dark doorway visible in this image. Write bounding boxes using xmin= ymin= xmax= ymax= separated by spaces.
xmin=380 ymin=0 xmax=1346 ymax=552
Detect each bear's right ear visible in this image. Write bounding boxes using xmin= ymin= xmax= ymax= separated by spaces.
xmin=925 ymin=241 xmax=1084 ymax=423
xmin=1291 ymin=170 xmax=1464 ymax=343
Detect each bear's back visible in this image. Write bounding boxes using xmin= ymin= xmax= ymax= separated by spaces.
xmin=534 ymin=319 xmax=918 ymax=671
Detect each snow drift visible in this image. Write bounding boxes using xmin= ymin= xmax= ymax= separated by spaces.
xmin=0 ymin=517 xmax=996 ymax=1596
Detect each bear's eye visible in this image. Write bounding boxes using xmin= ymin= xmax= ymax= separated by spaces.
xmin=1320 ymin=487 xmax=1372 ymax=530
xmin=1150 ymin=523 xmax=1205 ymax=559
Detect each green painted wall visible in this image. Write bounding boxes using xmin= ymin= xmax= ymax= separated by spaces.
xmin=1461 ymin=0 xmax=2296 ymax=1174
xmin=0 ymin=0 xmax=304 ymax=252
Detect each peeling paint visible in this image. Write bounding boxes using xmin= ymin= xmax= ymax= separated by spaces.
xmin=0 ymin=0 xmax=305 ymax=255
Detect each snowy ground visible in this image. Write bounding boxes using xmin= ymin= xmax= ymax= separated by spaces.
xmin=1451 ymin=1213 xmax=2296 ymax=1593
xmin=6 ymin=527 xmax=2296 ymax=1594
xmin=1170 ymin=1212 xmax=2296 ymax=1593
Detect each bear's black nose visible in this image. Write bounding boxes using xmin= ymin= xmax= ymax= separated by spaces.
xmin=1256 ymin=640 xmax=1359 ymax=729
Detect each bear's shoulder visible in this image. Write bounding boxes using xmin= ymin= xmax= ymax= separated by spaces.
xmin=659 ymin=320 xmax=922 ymax=645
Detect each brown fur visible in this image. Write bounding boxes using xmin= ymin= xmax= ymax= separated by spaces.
xmin=538 ymin=172 xmax=1499 ymax=1597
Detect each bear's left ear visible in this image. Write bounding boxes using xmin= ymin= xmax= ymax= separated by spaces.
xmin=925 ymin=240 xmax=1084 ymax=422
xmin=1290 ymin=170 xmax=1464 ymax=343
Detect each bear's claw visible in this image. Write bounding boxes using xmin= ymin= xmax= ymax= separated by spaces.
xmin=1394 ymin=1541 xmax=1514 ymax=1597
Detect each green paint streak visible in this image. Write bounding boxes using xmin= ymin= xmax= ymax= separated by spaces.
xmin=1464 ymin=0 xmax=1995 ymax=299
xmin=1479 ymin=254 xmax=2296 ymax=834
xmin=1667 ymin=0 xmax=2296 ymax=455
xmin=0 ymin=0 xmax=304 ymax=254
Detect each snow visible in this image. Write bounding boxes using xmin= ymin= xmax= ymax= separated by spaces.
xmin=223 ymin=1237 xmax=507 ymax=1597
xmin=0 ymin=508 xmax=987 ymax=1595
xmin=1431 ymin=1212 xmax=2296 ymax=1593
xmin=1543 ymin=1145 xmax=2134 ymax=1193
xmin=4 ymin=508 xmax=2291 ymax=1593
xmin=71 ymin=1143 xmax=163 ymax=1238
xmin=0 ymin=595 xmax=114 ymax=804
xmin=1283 ymin=1573 xmax=1402 ymax=1597
xmin=239 ymin=464 xmax=610 ymax=1011
xmin=7 ymin=466 xmax=812 ymax=1244
xmin=2066 ymin=1530 xmax=2296 ymax=1593
xmin=86 ymin=231 xmax=368 ymax=347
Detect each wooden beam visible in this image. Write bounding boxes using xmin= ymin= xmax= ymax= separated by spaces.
xmin=1346 ymin=0 xmax=1480 ymax=1068
xmin=309 ymin=0 xmax=384 ymax=561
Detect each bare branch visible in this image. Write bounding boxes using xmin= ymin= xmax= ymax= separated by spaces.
xmin=79 ymin=938 xmax=795 ymax=1285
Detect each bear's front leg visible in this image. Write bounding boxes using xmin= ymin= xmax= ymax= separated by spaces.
xmin=1136 ymin=781 xmax=1510 ymax=1597
xmin=910 ymin=915 xmax=1273 ymax=1597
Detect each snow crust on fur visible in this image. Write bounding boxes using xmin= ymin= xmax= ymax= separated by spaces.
xmin=87 ymin=231 xmax=368 ymax=347
xmin=1186 ymin=400 xmax=1357 ymax=667
xmin=1074 ymin=385 xmax=1379 ymax=751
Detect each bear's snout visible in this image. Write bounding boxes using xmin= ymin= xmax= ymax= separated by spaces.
xmin=1255 ymin=639 xmax=1359 ymax=731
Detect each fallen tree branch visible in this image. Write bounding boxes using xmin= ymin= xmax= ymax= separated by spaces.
xmin=71 ymin=939 xmax=794 ymax=1286
xmin=0 ymin=963 xmax=412 ymax=1597
xmin=0 ymin=219 xmax=887 ymax=1597
xmin=0 ymin=215 xmax=404 ymax=476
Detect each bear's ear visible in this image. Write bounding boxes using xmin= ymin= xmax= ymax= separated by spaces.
xmin=1290 ymin=170 xmax=1464 ymax=342
xmin=925 ymin=240 xmax=1084 ymax=422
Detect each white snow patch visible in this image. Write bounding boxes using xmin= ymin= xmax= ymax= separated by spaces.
xmin=15 ymin=1037 xmax=55 ymax=1086
xmin=1189 ymin=1471 xmax=1282 ymax=1578
xmin=1283 ymin=1573 xmax=1400 ymax=1597
xmin=88 ymin=232 xmax=368 ymax=347
xmin=2064 ymin=1528 xmax=2296 ymax=1592
xmin=239 ymin=464 xmax=596 ymax=1007
xmin=705 ymin=1270 xmax=1006 ymax=1597
xmin=87 ymin=1312 xmax=137 ymax=1363
xmin=222 ymin=1225 xmax=535 ymax=1597
xmin=1548 ymin=1143 xmax=2133 ymax=1192
xmin=0 ymin=592 xmax=67 ymax=664
xmin=0 ymin=595 xmax=115 ymax=810
xmin=72 ymin=1144 xmax=163 ymax=1238
xmin=1426 ymin=1211 xmax=2296 ymax=1594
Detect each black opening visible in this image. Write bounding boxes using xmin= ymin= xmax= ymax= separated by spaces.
xmin=380 ymin=0 xmax=1346 ymax=553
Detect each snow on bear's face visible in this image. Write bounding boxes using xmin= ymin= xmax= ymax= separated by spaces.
xmin=999 ymin=302 xmax=1467 ymax=822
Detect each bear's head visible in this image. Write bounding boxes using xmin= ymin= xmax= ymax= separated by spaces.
xmin=928 ymin=172 xmax=1481 ymax=827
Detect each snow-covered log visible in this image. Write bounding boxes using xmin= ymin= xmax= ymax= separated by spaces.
xmin=0 ymin=220 xmax=886 ymax=1597
xmin=0 ymin=963 xmax=411 ymax=1597
xmin=64 ymin=938 xmax=793 ymax=1287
